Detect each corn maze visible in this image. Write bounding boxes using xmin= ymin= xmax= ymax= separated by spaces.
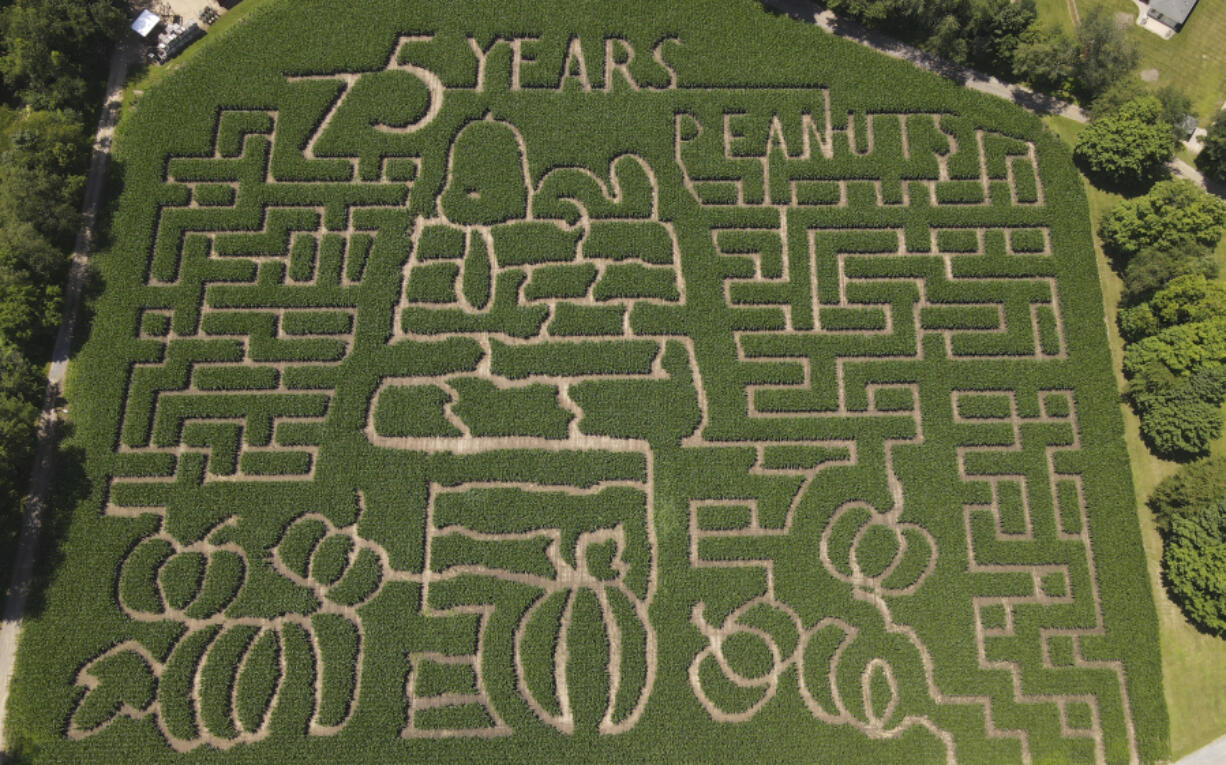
xmin=6 ymin=0 xmax=1167 ymax=762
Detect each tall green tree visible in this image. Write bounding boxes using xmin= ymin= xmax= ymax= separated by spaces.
xmin=1073 ymin=6 xmax=1139 ymax=98
xmin=1198 ymin=110 xmax=1226 ymax=183
xmin=0 ymin=1 xmax=120 ymax=534
xmin=1137 ymin=392 xmax=1224 ymax=457
xmin=1074 ymin=96 xmax=1173 ymax=187
xmin=1100 ymin=179 xmax=1226 ymax=258
xmin=1155 ymin=85 xmax=1195 ymax=143
xmin=1150 ymin=456 xmax=1226 ymax=532
xmin=1088 ymin=75 xmax=1147 ymax=120
xmin=1121 ymin=237 xmax=1218 ymax=305
xmin=0 ymin=0 xmax=125 ymax=110
xmin=0 ymin=341 xmax=40 ymax=506
xmin=1011 ymin=24 xmax=1077 ymax=93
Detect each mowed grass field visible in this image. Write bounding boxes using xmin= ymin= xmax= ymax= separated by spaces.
xmin=1048 ymin=0 xmax=1226 ymax=125
xmin=2 ymin=0 xmax=1168 ymax=761
xmin=1046 ymin=113 xmax=1226 ymax=758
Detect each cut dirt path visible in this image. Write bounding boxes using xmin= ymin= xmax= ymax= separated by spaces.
xmin=0 ymin=38 xmax=136 ymax=762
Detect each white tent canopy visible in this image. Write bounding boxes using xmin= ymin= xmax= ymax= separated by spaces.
xmin=130 ymin=9 xmax=160 ymax=38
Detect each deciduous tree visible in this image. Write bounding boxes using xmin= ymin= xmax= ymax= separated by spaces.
xmin=1011 ymin=25 xmax=1077 ymax=93
xmin=1100 ymin=179 xmax=1226 ymax=258
xmin=1121 ymin=237 xmax=1217 ymax=305
xmin=1198 ymin=110 xmax=1226 ymax=183
xmin=1164 ymin=500 xmax=1226 ymax=635
xmin=1073 ymin=6 xmax=1139 ymax=98
xmin=1074 ymin=97 xmax=1173 ymax=187
xmin=1150 ymin=456 xmax=1226 ymax=531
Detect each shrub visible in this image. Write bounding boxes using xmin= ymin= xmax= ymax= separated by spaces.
xmin=1164 ymin=500 xmax=1226 ymax=635
xmin=1150 ymin=456 xmax=1226 ymax=532
xmin=1100 ymin=180 xmax=1226 ymax=259
xmin=1135 ymin=392 xmax=1223 ymax=458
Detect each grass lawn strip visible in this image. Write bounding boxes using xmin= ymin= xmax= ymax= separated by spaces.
xmin=1045 ymin=112 xmax=1226 ymax=758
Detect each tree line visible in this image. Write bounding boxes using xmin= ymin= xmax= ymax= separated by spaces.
xmin=818 ymin=0 xmax=1140 ymax=102
xmin=1091 ymin=118 xmax=1226 ymax=639
xmin=0 ymin=0 xmax=125 ymax=531
xmin=811 ymin=0 xmax=1226 ymax=188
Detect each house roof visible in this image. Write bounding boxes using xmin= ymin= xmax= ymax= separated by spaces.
xmin=1148 ymin=0 xmax=1198 ymax=26
xmin=130 ymin=9 xmax=160 ymax=37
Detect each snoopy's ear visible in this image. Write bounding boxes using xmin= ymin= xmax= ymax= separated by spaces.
xmin=206 ymin=515 xmax=241 ymax=546
xmin=608 ymin=154 xmax=656 ymax=218
xmin=533 ymin=166 xmax=599 ymax=225
xmin=69 ymin=643 xmax=159 ymax=738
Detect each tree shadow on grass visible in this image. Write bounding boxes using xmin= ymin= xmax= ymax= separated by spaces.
xmin=1076 ymin=157 xmax=1170 ymax=199
xmin=1009 ymin=87 xmax=1072 ymax=117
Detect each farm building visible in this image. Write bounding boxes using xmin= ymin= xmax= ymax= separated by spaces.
xmin=1147 ymin=0 xmax=1199 ymax=31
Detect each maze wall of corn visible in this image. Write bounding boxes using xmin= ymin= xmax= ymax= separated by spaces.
xmin=5 ymin=0 xmax=1168 ymax=761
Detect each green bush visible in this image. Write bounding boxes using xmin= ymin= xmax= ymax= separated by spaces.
xmin=1149 ymin=456 xmax=1226 ymax=532
xmin=1100 ymin=180 xmax=1226 ymax=259
xmin=1164 ymin=500 xmax=1226 ymax=636
xmin=1074 ymin=97 xmax=1173 ymax=188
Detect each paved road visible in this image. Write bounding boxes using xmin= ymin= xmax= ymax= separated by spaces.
xmin=1181 ymin=735 xmax=1226 ymax=765
xmin=0 ymin=38 xmax=133 ymax=762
